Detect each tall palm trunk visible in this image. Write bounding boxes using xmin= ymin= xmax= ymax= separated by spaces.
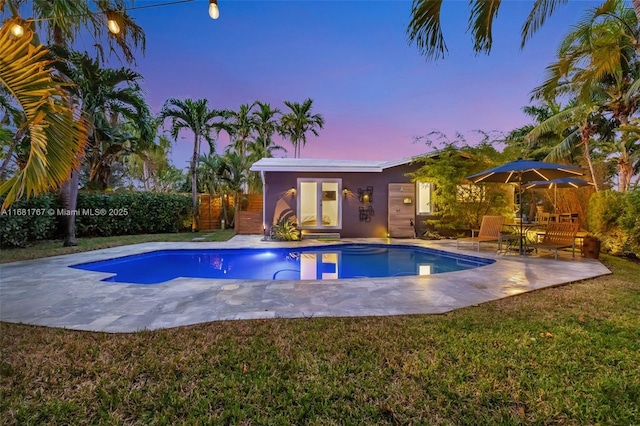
xmin=580 ymin=124 xmax=599 ymax=193
xmin=634 ymin=0 xmax=640 ymax=22
xmin=60 ymin=166 xmax=80 ymax=246
xmin=53 ymin=20 xmax=82 ymax=246
xmin=191 ymin=134 xmax=200 ymax=231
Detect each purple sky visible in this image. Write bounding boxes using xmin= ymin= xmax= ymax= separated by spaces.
xmin=95 ymin=1 xmax=600 ymax=169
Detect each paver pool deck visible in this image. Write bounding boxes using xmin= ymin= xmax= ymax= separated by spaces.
xmin=0 ymin=236 xmax=611 ymax=332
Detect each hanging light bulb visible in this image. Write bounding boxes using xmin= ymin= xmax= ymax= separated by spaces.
xmin=209 ymin=0 xmax=219 ymax=19
xmin=107 ymin=18 xmax=120 ymax=34
xmin=106 ymin=11 xmax=120 ymax=34
xmin=10 ymin=23 xmax=24 ymax=37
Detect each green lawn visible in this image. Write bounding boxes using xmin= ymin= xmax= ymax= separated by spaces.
xmin=1 ymin=254 xmax=638 ymax=424
xmin=0 ymin=229 xmax=236 ymax=263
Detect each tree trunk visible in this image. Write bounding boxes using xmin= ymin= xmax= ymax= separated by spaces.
xmin=582 ymin=139 xmax=599 ymax=192
xmin=618 ymin=159 xmax=632 ymax=192
xmin=633 ymin=0 xmax=640 ymax=22
xmin=191 ymin=135 xmax=199 ymax=232
xmin=142 ymin=159 xmax=151 ymax=191
xmin=60 ymin=168 xmax=80 ymax=246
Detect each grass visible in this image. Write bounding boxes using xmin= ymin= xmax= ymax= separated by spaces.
xmin=0 ymin=229 xmax=236 ymax=263
xmin=1 ymin=254 xmax=639 ymax=424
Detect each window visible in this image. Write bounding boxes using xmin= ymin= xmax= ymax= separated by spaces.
xmin=417 ymin=182 xmax=433 ymax=214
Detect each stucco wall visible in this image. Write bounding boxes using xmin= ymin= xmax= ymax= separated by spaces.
xmin=263 ymin=163 xmax=429 ymax=238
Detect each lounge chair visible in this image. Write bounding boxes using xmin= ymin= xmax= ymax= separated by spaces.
xmin=456 ymin=215 xmax=505 ymax=252
xmin=529 ymin=222 xmax=579 ymax=260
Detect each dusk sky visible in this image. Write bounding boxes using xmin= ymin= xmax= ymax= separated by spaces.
xmin=76 ymin=0 xmax=599 ymax=169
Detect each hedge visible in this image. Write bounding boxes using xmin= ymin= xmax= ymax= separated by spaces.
xmin=1 ymin=192 xmax=192 ymax=248
xmin=0 ymin=194 xmax=58 ymax=248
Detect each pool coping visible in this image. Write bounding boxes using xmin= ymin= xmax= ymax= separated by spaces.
xmin=0 ymin=236 xmax=611 ymax=332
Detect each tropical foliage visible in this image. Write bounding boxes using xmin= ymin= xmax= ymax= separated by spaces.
xmin=407 ymin=0 xmax=640 ymax=61
xmin=160 ymin=98 xmax=227 ymax=231
xmin=525 ymin=0 xmax=640 ymax=193
xmin=410 ymin=134 xmax=512 ymax=230
xmin=279 ymin=98 xmax=325 ymax=159
xmin=0 ymin=19 xmax=87 ymax=210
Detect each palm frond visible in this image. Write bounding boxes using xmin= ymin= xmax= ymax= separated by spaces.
xmin=468 ymin=0 xmax=501 ymax=55
xmin=406 ymin=0 xmax=447 ymax=61
xmin=521 ymin=0 xmax=569 ymax=49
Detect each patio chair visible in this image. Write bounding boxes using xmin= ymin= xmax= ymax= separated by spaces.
xmin=456 ymin=215 xmax=505 ymax=252
xmin=528 ymin=222 xmax=579 ymax=260
xmin=535 ymin=212 xmax=550 ymax=226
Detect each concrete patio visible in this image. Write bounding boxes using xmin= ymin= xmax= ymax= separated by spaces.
xmin=0 ymin=236 xmax=611 ymax=333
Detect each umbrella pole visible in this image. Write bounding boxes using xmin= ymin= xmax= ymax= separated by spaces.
xmin=519 ymin=174 xmax=523 ymax=255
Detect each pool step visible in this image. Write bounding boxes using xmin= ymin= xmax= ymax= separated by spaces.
xmin=301 ymin=232 xmax=341 ymax=240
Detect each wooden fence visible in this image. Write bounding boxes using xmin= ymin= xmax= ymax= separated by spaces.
xmin=199 ymin=193 xmax=263 ymax=233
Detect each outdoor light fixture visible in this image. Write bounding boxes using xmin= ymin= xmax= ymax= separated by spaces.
xmin=106 ymin=11 xmax=120 ymax=34
xmin=10 ymin=23 xmax=24 ymax=37
xmin=209 ymin=0 xmax=220 ymax=19
xmin=357 ymin=186 xmax=373 ymax=203
xmin=342 ymin=188 xmax=349 ymax=197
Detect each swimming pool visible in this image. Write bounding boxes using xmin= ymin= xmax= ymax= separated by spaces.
xmin=71 ymin=244 xmax=494 ymax=284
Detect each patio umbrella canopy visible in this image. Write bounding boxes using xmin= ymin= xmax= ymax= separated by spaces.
xmin=523 ymin=177 xmax=595 ymax=214
xmin=466 ymin=159 xmax=585 ymax=254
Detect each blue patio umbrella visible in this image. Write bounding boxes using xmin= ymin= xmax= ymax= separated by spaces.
xmin=523 ymin=177 xmax=594 ymax=214
xmin=466 ymin=159 xmax=585 ymax=254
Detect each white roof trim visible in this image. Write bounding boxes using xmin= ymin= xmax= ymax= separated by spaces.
xmin=250 ymin=155 xmax=429 ymax=173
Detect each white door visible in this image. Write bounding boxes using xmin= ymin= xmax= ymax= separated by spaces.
xmin=297 ymin=179 xmax=341 ymax=229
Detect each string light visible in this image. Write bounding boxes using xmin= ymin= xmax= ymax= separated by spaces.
xmin=3 ymin=0 xmax=219 ymax=36
xmin=10 ymin=23 xmax=24 ymax=37
xmin=209 ymin=0 xmax=220 ymax=19
xmin=106 ymin=11 xmax=120 ymax=34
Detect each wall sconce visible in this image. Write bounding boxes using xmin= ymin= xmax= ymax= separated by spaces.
xmin=342 ymin=188 xmax=349 ymax=197
xmin=287 ymin=187 xmax=296 ymax=196
xmin=357 ymin=186 xmax=373 ymax=203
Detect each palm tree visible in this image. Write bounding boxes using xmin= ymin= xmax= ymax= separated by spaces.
xmin=504 ymin=102 xmax=569 ymax=161
xmin=55 ymin=49 xmax=150 ymax=190
xmin=198 ymin=153 xmax=232 ymax=224
xmin=3 ymin=0 xmax=146 ymax=245
xmin=279 ymin=98 xmax=324 ymax=158
xmin=531 ymin=0 xmax=640 ymax=191
xmin=4 ymin=0 xmax=146 ymax=63
xmin=227 ymin=102 xmax=256 ymax=161
xmin=245 ymin=137 xmax=287 ymax=193
xmin=406 ymin=0 xmax=640 ymax=61
xmin=160 ymin=98 xmax=227 ymax=231
xmin=0 ymin=19 xmax=87 ymax=209
xmin=526 ymin=99 xmax=611 ymax=192
xmin=252 ymin=101 xmax=281 ymax=153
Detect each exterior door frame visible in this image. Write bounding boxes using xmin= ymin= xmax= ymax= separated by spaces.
xmin=296 ymin=178 xmax=342 ymax=230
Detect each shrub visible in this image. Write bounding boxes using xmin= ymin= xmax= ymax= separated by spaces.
xmin=587 ymin=190 xmax=627 ymax=254
xmin=618 ymin=187 xmax=640 ymax=257
xmin=269 ymin=218 xmax=301 ymax=241
xmin=0 ymin=194 xmax=58 ymax=248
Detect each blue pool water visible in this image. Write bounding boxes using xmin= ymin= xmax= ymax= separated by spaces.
xmin=71 ymin=244 xmax=494 ymax=284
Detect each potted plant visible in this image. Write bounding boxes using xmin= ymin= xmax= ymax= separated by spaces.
xmin=581 ymin=234 xmax=601 ymax=259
